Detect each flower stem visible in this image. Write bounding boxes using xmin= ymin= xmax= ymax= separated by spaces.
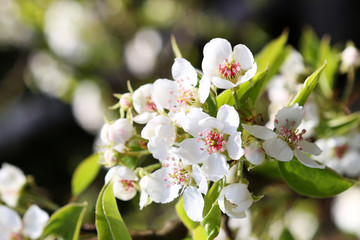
xmin=236 ymin=159 xmax=244 ymax=182
xmin=343 ymin=66 xmax=355 ymax=103
xmin=232 ymin=87 xmax=241 ymax=110
xmin=143 ymin=163 xmax=162 ymax=173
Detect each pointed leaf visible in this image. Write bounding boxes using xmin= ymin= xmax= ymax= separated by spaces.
xmin=201 ymin=204 xmax=221 ymax=240
xmin=71 ymin=154 xmax=101 ymax=196
xmin=95 ymin=182 xmax=131 ymax=240
xmin=203 ymin=180 xmax=223 ymax=216
xmin=278 ymin=158 xmax=355 ymax=197
xmin=41 ymin=202 xmax=87 ymax=240
xmin=171 ymin=35 xmax=183 ymax=58
xmin=193 ymin=225 xmax=207 ymax=240
xmin=176 ymin=197 xmax=199 ymax=230
xmin=289 ymin=61 xmax=327 ymax=107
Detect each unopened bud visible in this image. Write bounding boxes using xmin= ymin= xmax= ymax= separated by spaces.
xmin=119 ymin=93 xmax=133 ymax=110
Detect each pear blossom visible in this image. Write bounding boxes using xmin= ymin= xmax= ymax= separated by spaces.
xmin=243 ymin=104 xmax=324 ymax=169
xmin=119 ymin=92 xmax=132 ymax=111
xmin=100 ymin=119 xmax=134 ymax=146
xmin=244 ymin=142 xmax=265 ymax=165
xmin=141 ymin=115 xmax=176 ymax=159
xmin=151 ymin=58 xmax=209 ymax=116
xmin=218 ymin=183 xmax=253 ymax=218
xmin=140 ymin=150 xmax=207 ymax=221
xmin=201 ymin=38 xmax=257 ymax=89
xmin=177 ymin=105 xmax=242 ymax=180
xmin=132 ymin=84 xmax=158 ymax=124
xmin=0 ymin=204 xmax=49 ymax=240
xmin=341 ymin=45 xmax=360 ymax=72
xmin=105 ymin=166 xmax=138 ymax=201
xmin=0 ymin=163 xmax=26 ymax=207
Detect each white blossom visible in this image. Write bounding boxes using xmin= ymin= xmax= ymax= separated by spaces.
xmin=201 ymin=38 xmax=257 ymax=89
xmin=105 ymin=166 xmax=138 ymax=201
xmin=0 ymin=163 xmax=26 ymax=207
xmin=0 ymin=204 xmax=49 ymax=240
xmin=132 ymin=84 xmax=158 ymax=124
xmin=218 ymin=183 xmax=253 ymax=218
xmin=243 ymin=104 xmax=324 ymax=169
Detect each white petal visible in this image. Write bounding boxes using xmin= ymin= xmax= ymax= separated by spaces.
xmin=191 ymin=165 xmax=208 ymax=195
xmin=294 ymin=149 xmax=325 ymax=169
xmin=0 ymin=163 xmax=26 ymax=207
xmin=202 ymin=38 xmax=232 ymax=77
xmin=132 ymin=83 xmax=153 ymax=114
xmin=114 ymin=166 xmax=138 ymax=181
xmin=172 ymin=58 xmax=197 ymax=87
xmin=178 ymin=138 xmax=209 ymax=164
xmin=133 ymin=112 xmax=157 ymax=124
xmin=233 ymin=44 xmax=255 ymax=71
xmin=198 ymin=76 xmax=211 ymax=103
xmin=140 ymin=168 xmax=181 ymax=204
xmin=242 ymin=124 xmax=277 ymax=140
xmin=151 ymin=78 xmax=178 ymax=110
xmin=147 ymin=139 xmax=169 ymax=160
xmin=217 ymin=105 xmax=239 ymax=134
xmin=139 ymin=190 xmax=149 ymax=210
xmin=181 ymin=108 xmax=209 ymax=137
xmin=23 ymin=205 xmax=49 ymax=239
xmin=113 ymin=177 xmax=137 ymax=201
xmin=263 ymin=138 xmax=293 ymax=161
xmin=212 ymin=76 xmax=237 ymax=89
xmin=108 ymin=119 xmax=134 ymax=144
xmin=237 ymin=63 xmax=257 ymax=84
xmin=0 ymin=205 xmax=22 ymax=234
xmin=244 ymin=142 xmax=265 ymax=165
xmin=104 ymin=167 xmax=117 ymax=184
xmin=274 ymin=104 xmax=304 ymax=130
xmin=297 ymin=140 xmax=322 ymax=156
xmin=201 ymin=153 xmax=229 ymax=182
xmin=183 ymin=187 xmax=204 ymax=222
xmin=227 ymin=132 xmax=244 ymax=160
xmin=199 ymin=117 xmax=224 ymax=132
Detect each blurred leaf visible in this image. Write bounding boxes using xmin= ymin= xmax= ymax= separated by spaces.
xmin=201 ymin=204 xmax=221 ymax=240
xmin=41 ymin=202 xmax=87 ymax=240
xmin=250 ymin=160 xmax=282 ymax=180
xmin=71 ymin=153 xmax=101 ymax=196
xmin=216 ymin=30 xmax=288 ymax=108
xmin=121 ymin=156 xmax=140 ymax=170
xmin=278 ymin=158 xmax=355 ymax=197
xmin=193 ymin=225 xmax=208 ymax=240
xmin=317 ymin=36 xmax=340 ymax=97
xmin=289 ymin=61 xmax=327 ymax=107
xmin=279 ymin=228 xmax=296 ymax=240
xmin=300 ymin=27 xmax=320 ymax=67
xmin=206 ymin=91 xmax=218 ymax=117
xmin=176 ymin=197 xmax=199 ymax=230
xmin=327 ymin=112 xmax=360 ymax=134
xmin=171 ymin=35 xmax=183 ymax=58
xmin=96 ymin=182 xmax=131 ymax=240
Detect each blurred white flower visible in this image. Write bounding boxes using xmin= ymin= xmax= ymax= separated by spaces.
xmin=72 ymin=81 xmax=107 ymax=134
xmin=125 ymin=28 xmax=162 ymax=77
xmin=29 ymin=51 xmax=72 ymax=98
xmin=341 ymin=45 xmax=360 ymax=72
xmin=45 ymin=0 xmax=90 ymax=64
xmin=0 ymin=163 xmax=26 ymax=207
xmin=0 ymin=204 xmax=49 ymax=240
xmin=332 ymin=187 xmax=360 ymax=238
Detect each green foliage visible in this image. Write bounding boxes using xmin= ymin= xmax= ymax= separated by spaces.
xmin=41 ymin=202 xmax=87 ymax=240
xmin=278 ymin=158 xmax=355 ymax=197
xmin=201 ymin=205 xmax=221 ymax=240
xmin=193 ymin=225 xmax=208 ymax=240
xmin=95 ymin=182 xmax=132 ymax=240
xmin=279 ymin=228 xmax=296 ymax=240
xmin=176 ymin=197 xmax=199 ymax=230
xmin=289 ymin=61 xmax=327 ymax=107
xmin=171 ymin=35 xmax=183 ymax=58
xmin=71 ymin=153 xmax=101 ymax=197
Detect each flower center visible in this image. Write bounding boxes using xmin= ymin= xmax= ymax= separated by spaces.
xmin=276 ymin=118 xmax=306 ymax=144
xmin=334 ymin=144 xmax=349 ymax=159
xmin=163 ymin=160 xmax=189 ymax=187
xmin=198 ymin=129 xmax=227 ymax=154
xmin=144 ymin=96 xmax=157 ymax=112
xmin=120 ymin=179 xmax=135 ymax=192
xmin=218 ymin=59 xmax=242 ymax=82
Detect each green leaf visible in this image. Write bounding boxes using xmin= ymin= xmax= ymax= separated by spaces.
xmin=176 ymin=197 xmax=199 ymax=230
xmin=216 ymin=31 xmax=288 ymax=108
xmin=71 ymin=153 xmax=101 ymax=196
xmin=121 ymin=156 xmax=140 ymax=170
xmin=203 ymin=180 xmax=223 ymax=216
xmin=96 ymin=182 xmax=132 ymax=240
xmin=193 ymin=225 xmax=208 ymax=240
xmin=300 ymin=27 xmax=320 ymax=67
xmin=41 ymin=202 xmax=87 ymax=240
xmin=201 ymin=204 xmax=221 ymax=240
xmin=278 ymin=158 xmax=355 ymax=197
xmin=326 ymin=112 xmax=360 ymax=135
xmin=171 ymin=35 xmax=183 ymax=58
xmin=289 ymin=61 xmax=327 ymax=107
xmin=279 ymin=228 xmax=296 ymax=240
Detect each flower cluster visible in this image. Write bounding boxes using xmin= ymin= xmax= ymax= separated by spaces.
xmin=98 ymin=37 xmax=325 ymax=223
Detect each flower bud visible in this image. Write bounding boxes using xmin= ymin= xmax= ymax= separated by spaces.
xmin=119 ymin=93 xmax=132 ymax=111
